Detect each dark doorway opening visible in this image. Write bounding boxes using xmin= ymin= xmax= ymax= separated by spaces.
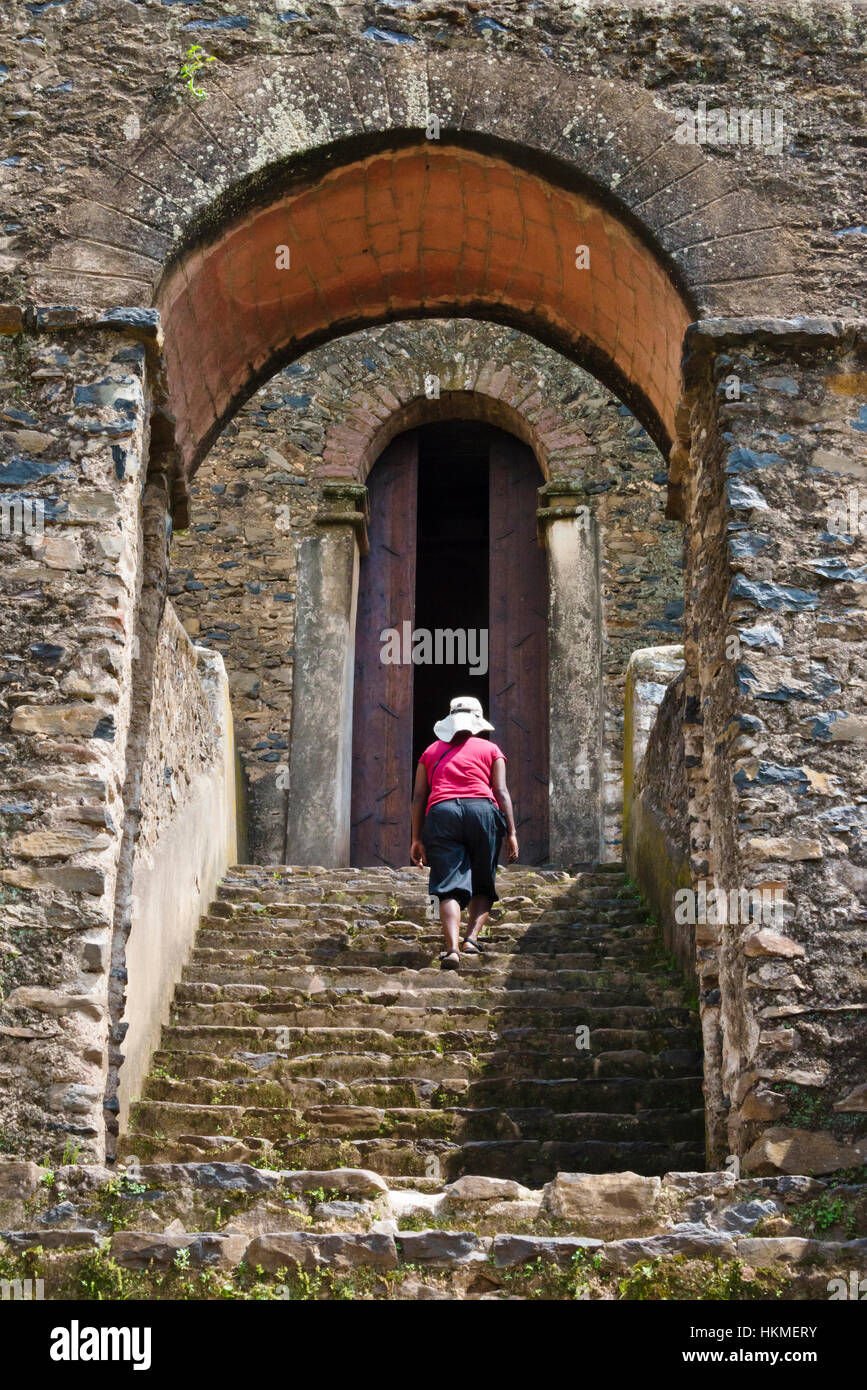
xmin=414 ymin=421 xmax=490 ymax=765
xmin=350 ymin=421 xmax=549 ymax=868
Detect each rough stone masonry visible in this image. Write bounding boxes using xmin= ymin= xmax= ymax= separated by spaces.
xmin=0 ymin=0 xmax=864 ymax=1198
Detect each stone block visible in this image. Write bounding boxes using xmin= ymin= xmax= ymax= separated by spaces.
xmin=743 ymin=1127 xmax=867 ymax=1176
xmin=395 ymin=1231 xmax=491 ymax=1267
xmin=111 ymin=1231 xmax=247 ymax=1270
xmin=278 ymin=1168 xmax=388 ymax=1198
xmin=600 ymin=1232 xmax=736 ymax=1270
xmin=0 ymin=1162 xmax=46 ymax=1200
xmin=492 ymin=1234 xmax=603 ymax=1269
xmin=743 ymin=929 xmax=805 ymax=958
xmin=542 ymin=1171 xmax=662 ymax=1238
xmin=246 ymin=1232 xmax=397 ymax=1273
xmin=443 ymin=1175 xmax=532 ymax=1205
xmin=6 ymin=987 xmax=104 ymax=1020
xmin=191 ymin=1162 xmax=281 ymax=1194
xmin=3 ymin=1229 xmax=101 ymax=1252
xmin=735 ymin=1237 xmax=853 ymax=1267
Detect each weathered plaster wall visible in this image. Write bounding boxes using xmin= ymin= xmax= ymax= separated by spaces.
xmin=119 ymin=604 xmax=238 ymax=1134
xmin=623 ymin=648 xmax=691 ymax=986
xmin=624 ymin=657 xmax=694 ymax=959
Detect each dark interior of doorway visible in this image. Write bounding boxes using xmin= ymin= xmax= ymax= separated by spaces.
xmin=414 ymin=421 xmax=490 ymax=764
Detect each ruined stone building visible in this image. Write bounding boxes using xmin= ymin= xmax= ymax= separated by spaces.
xmin=0 ymin=0 xmax=865 ymax=1298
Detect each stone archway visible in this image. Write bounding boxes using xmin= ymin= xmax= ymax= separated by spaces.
xmin=4 ymin=38 xmax=863 ymax=1182
xmin=28 ymin=47 xmax=800 ymax=523
xmin=285 ymin=388 xmax=608 ymax=871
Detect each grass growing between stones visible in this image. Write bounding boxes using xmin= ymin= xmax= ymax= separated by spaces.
xmin=784 ymin=1187 xmax=867 ymax=1240
xmin=615 ymin=1257 xmax=788 ymax=1301
xmin=0 ymin=1246 xmax=834 ymax=1301
xmin=779 ymin=1081 xmax=866 ymax=1144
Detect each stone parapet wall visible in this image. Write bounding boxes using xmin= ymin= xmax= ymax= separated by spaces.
xmin=623 ymin=648 xmax=692 ymax=976
xmin=118 ymin=605 xmax=239 ymax=1136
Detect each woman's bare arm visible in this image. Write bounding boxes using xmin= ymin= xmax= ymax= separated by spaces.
xmin=491 ymin=757 xmax=519 ymax=862
xmin=410 ymin=762 xmax=429 ymax=866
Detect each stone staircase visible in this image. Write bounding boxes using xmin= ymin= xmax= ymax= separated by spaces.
xmin=4 ymin=865 xmax=867 ymax=1300
xmin=121 ymin=862 xmax=706 ymax=1181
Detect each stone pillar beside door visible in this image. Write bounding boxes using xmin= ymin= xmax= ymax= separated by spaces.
xmin=285 ymin=482 xmax=368 ymax=866
xmin=537 ymin=479 xmax=604 ymax=865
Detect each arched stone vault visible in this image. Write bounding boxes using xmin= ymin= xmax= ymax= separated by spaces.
xmin=34 ymin=49 xmax=798 ymax=314
xmin=154 ymin=141 xmax=691 ymax=476
xmin=30 ymin=48 xmax=801 ymax=505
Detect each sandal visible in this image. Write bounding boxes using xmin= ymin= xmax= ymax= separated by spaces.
xmin=461 ymin=939 xmax=483 ymax=955
xmin=440 ymin=950 xmax=461 ymax=971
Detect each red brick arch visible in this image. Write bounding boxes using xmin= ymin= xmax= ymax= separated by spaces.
xmin=320 ymin=387 xmax=590 ymax=485
xmin=158 ymin=142 xmax=691 ymax=481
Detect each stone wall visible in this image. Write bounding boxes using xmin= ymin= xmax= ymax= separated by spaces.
xmin=678 ymin=318 xmax=867 ymax=1173
xmin=168 ymin=319 xmax=681 ymax=862
xmin=0 ymin=311 xmax=155 ymax=1163
xmin=3 ymin=0 xmax=863 ymax=322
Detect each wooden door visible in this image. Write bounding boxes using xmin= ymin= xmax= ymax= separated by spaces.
xmin=350 ymin=433 xmax=418 ymax=867
xmin=488 ymin=435 xmax=549 ymax=863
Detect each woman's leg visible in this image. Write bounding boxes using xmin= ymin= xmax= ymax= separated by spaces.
xmin=422 ymin=801 xmax=472 ymax=967
xmin=464 ymin=895 xmax=491 ymax=947
xmin=462 ymin=801 xmax=503 ymax=948
xmin=439 ymin=896 xmax=462 ymax=956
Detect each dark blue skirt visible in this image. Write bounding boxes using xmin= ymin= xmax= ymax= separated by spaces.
xmin=422 ymin=796 xmax=506 ymax=908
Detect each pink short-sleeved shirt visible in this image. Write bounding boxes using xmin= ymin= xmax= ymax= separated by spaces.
xmin=419 ymin=736 xmax=506 ymax=814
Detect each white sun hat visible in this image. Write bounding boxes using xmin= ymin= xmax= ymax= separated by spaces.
xmin=434 ymin=695 xmax=495 ymax=742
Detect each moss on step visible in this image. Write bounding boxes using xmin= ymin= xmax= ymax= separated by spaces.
xmin=0 ymin=1246 xmax=807 ymax=1302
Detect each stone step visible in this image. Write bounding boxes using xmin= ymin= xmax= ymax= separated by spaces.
xmin=178 ymin=964 xmax=680 ymax=999
xmin=127 ymin=1096 xmax=704 ymax=1148
xmin=152 ymin=1033 xmax=703 ymax=1082
xmin=193 ymin=922 xmax=660 ymax=953
xmin=142 ymin=1071 xmax=703 ymax=1112
xmin=197 ymin=916 xmax=657 ymax=947
xmin=126 ymin=862 xmax=705 ymax=1188
xmin=9 ymin=1160 xmax=861 ymax=1300
xmin=119 ymin=1131 xmax=705 ymax=1183
xmin=167 ymin=999 xmax=695 ymax=1030
xmin=172 ymin=977 xmax=688 ymax=1006
xmin=212 ymin=898 xmax=645 ymax=927
xmin=184 ymin=945 xmax=669 ymax=978
xmin=222 ymin=868 xmax=621 ymax=889
xmin=160 ymin=1010 xmax=699 ymax=1054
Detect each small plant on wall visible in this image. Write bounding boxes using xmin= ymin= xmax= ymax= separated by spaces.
xmin=178 ymin=44 xmax=217 ymax=100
